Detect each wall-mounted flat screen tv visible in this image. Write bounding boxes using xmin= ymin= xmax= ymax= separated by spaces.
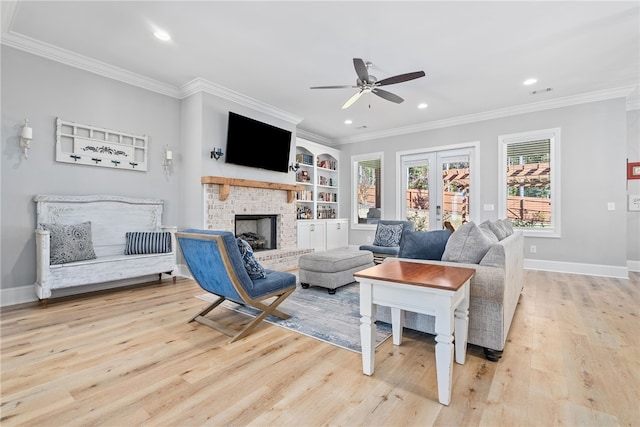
xmin=225 ymin=112 xmax=292 ymax=173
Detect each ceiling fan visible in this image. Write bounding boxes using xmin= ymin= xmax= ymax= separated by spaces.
xmin=310 ymin=58 xmax=426 ymax=109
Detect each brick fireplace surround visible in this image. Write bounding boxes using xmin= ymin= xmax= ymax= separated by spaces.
xmin=203 ymin=177 xmax=312 ymax=271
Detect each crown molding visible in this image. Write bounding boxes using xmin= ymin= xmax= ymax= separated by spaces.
xmin=1 ymin=30 xmax=181 ymax=98
xmin=179 ymin=78 xmax=303 ymax=125
xmin=335 ymin=85 xmax=639 ymax=145
xmin=295 ymin=128 xmax=334 ymax=146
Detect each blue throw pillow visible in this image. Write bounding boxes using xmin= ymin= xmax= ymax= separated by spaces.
xmin=236 ymin=238 xmax=267 ymax=280
xmin=397 ymin=229 xmax=452 ymax=260
xmin=373 ymin=223 xmax=404 ymax=247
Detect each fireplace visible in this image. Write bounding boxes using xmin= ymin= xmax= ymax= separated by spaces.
xmin=235 ymin=214 xmax=277 ymax=251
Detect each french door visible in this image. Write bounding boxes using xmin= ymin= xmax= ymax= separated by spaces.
xmin=400 ymin=148 xmax=472 ymax=231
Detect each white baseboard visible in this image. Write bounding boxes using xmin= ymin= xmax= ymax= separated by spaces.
xmin=524 ymin=258 xmax=629 ymax=279
xmin=0 ymin=269 xmax=193 ymax=307
xmin=627 ymin=260 xmax=640 ymax=273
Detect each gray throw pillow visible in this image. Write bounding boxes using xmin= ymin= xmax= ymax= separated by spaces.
xmin=479 ymin=220 xmax=500 ymax=243
xmin=442 ymin=221 xmax=494 ymax=263
xmin=40 ymin=221 xmax=97 ymax=265
xmin=373 ymin=223 xmax=404 ymax=247
xmin=398 ymin=229 xmax=451 ymax=260
xmin=236 ymin=238 xmax=266 ymax=280
xmin=487 ymin=220 xmax=508 ymax=240
xmin=499 ymin=218 xmax=514 ymax=236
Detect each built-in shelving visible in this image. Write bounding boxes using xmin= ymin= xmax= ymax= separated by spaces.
xmin=294 ymin=138 xmax=340 ymax=220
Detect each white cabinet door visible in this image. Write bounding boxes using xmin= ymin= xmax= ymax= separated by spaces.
xmin=297 ymin=221 xmax=326 ymax=252
xmin=326 ymin=219 xmax=349 ymax=250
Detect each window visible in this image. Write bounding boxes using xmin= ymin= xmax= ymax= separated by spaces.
xmin=498 ymin=128 xmax=560 ymax=237
xmin=352 ymin=153 xmax=383 ymax=227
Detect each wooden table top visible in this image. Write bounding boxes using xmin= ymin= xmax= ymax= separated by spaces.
xmin=353 ymin=260 xmax=475 ymax=291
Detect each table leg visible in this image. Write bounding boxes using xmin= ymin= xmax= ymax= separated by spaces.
xmin=434 ymin=308 xmax=455 ymax=406
xmin=359 ymin=281 xmax=376 ymax=376
xmin=391 ymin=307 xmax=404 ymax=345
xmin=454 ymin=282 xmax=470 ymax=364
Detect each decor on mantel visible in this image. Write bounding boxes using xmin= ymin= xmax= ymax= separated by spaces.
xmin=210 ymin=147 xmax=224 ymax=160
xmin=55 ymin=117 xmax=148 ymax=171
xmin=289 ymin=162 xmax=300 ymax=172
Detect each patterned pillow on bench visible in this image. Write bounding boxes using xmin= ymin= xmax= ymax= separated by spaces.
xmin=124 ymin=231 xmax=172 ymax=255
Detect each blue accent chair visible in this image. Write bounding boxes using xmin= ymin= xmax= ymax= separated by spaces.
xmin=359 ymin=220 xmax=415 ymax=263
xmin=177 ymin=229 xmax=296 ymax=343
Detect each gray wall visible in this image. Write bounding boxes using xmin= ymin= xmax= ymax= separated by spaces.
xmin=1 ymin=47 xmax=299 ymax=293
xmin=1 ymin=47 xmax=182 ymax=290
xmin=337 ymin=98 xmax=631 ymax=268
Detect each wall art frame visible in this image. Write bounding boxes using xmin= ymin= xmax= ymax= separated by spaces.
xmin=55 ymin=117 xmax=148 ymax=171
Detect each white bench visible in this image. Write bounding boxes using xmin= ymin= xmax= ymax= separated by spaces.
xmin=34 ymin=194 xmax=177 ymax=302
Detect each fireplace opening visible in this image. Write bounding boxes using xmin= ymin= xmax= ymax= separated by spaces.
xmin=234 ymin=215 xmax=277 ymax=251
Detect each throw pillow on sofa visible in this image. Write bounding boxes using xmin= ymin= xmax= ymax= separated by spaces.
xmin=40 ymin=221 xmax=97 ymax=265
xmin=372 ymin=223 xmax=404 ymax=247
xmin=236 ymin=238 xmax=267 ymax=280
xmin=398 ymin=229 xmax=451 ymax=260
xmin=479 ymin=220 xmax=500 ymax=243
xmin=442 ymin=221 xmax=494 ymax=264
xmin=487 ymin=220 xmax=508 ymax=240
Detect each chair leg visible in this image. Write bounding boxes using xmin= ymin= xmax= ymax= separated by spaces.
xmin=229 ymin=287 xmax=295 ymax=343
xmin=189 ymin=296 xmax=225 ymax=323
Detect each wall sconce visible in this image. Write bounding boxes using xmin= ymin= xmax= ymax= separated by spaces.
xmin=163 ymin=146 xmax=173 ymax=178
xmin=289 ymin=162 xmax=300 ymax=172
xmin=20 ymin=118 xmax=33 ymax=159
xmin=210 ymin=147 xmax=224 ymax=160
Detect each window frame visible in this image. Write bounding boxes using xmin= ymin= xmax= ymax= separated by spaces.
xmin=351 ymin=152 xmax=384 ymax=230
xmin=498 ymin=127 xmax=561 ymax=238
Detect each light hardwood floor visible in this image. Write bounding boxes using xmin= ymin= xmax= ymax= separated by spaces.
xmin=1 ymin=270 xmax=638 ymax=426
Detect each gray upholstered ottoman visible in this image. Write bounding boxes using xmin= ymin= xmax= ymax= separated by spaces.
xmin=298 ymin=249 xmax=374 ymax=294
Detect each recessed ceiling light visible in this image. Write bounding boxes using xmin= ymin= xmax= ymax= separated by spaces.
xmin=344 ymin=119 xmax=353 ymax=125
xmin=523 ymin=78 xmax=537 ymax=86
xmin=153 ymin=30 xmax=171 ymax=41
xmin=418 ymin=103 xmax=428 ymax=109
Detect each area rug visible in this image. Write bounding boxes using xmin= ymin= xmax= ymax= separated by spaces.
xmin=195 ymin=282 xmax=392 ymax=353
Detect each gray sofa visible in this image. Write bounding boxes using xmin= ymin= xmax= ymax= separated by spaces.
xmin=376 ymin=220 xmax=524 ymax=361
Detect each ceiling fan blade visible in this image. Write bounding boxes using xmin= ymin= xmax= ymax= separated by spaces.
xmin=310 ymin=85 xmax=357 ymax=89
xmin=342 ymin=90 xmax=364 ymax=109
xmin=353 ymin=58 xmax=370 ymax=83
xmin=372 ymin=88 xmax=404 ymax=104
xmin=377 ymin=71 xmax=426 ymax=86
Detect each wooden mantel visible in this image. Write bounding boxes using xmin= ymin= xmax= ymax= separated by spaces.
xmin=201 ymin=176 xmax=303 ymax=203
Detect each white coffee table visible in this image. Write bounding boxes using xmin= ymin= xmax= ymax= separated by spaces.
xmin=354 ymin=260 xmax=474 ymax=406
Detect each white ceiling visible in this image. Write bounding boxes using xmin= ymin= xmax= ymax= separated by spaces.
xmin=2 ymin=1 xmax=639 ymax=145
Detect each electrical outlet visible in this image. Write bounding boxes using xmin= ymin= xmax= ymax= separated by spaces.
xmin=607 ymin=202 xmax=615 ymax=211
xmin=530 ymin=245 xmax=537 ymax=254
